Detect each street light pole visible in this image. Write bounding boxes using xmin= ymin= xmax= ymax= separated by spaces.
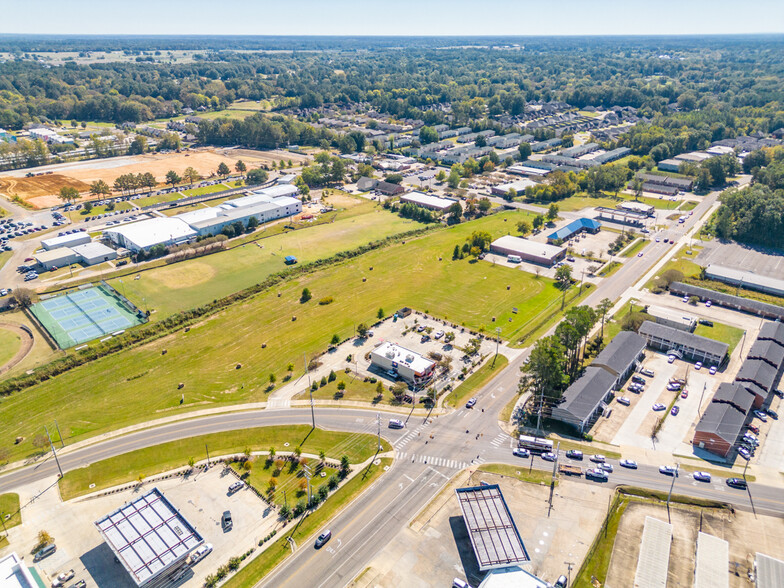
xmin=44 ymin=426 xmax=63 ymax=478
xmin=666 ymin=463 xmax=679 ymax=524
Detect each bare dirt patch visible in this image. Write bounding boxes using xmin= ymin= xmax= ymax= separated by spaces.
xmin=0 ymin=174 xmax=89 ymax=206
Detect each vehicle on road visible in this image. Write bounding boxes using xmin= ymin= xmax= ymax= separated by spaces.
xmin=512 ymin=448 xmax=530 ymax=459
xmin=652 ymin=403 xmax=666 ymax=411
xmin=620 ymin=459 xmax=638 ymax=469
xmin=559 ymin=464 xmax=583 ymax=476
xmin=693 ymin=472 xmax=711 ymax=482
xmin=315 ymin=530 xmax=332 ymax=548
xmin=586 ymin=468 xmax=608 ymax=481
xmin=228 ymin=481 xmax=244 ymax=494
xmin=221 ymin=510 xmax=233 ymax=531
xmin=590 ymin=454 xmax=606 ymax=463
xmin=452 ymin=579 xmax=471 ymax=588
xmin=671 ymin=406 xmax=680 ymax=416
xmin=466 ymin=398 xmax=477 ymax=409
xmin=189 ymin=543 xmax=213 ymax=565
xmin=637 ymin=252 xmax=643 ymax=257
xmin=518 ymin=435 xmax=554 ymax=455
xmin=726 ymin=477 xmax=747 ymax=489
xmin=754 ymin=410 xmax=768 ymax=422
xmin=388 ymin=419 xmax=404 ymax=429
xmin=51 ymin=569 xmax=75 ymax=587
xmin=659 ymin=465 xmax=678 ymax=476
xmin=565 ymin=450 xmax=583 ymax=460
xmin=541 ymin=452 xmax=557 ymax=462
xmin=599 ymin=463 xmax=614 ymax=473
xmin=617 ymin=397 xmax=631 ymax=406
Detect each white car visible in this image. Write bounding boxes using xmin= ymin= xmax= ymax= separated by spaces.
xmin=189 ymin=543 xmax=213 ymax=564
xmin=590 ymin=454 xmax=606 ymax=463
xmin=434 ymin=331 xmax=444 ymax=339
xmin=695 ymin=362 xmax=702 ymax=370
xmin=692 ymin=472 xmax=711 ymax=482
xmin=51 ymin=570 xmax=75 ymax=587
xmin=620 ymin=459 xmax=638 ymax=469
xmin=388 ymin=419 xmax=404 ymax=429
xmin=709 ymin=366 xmax=717 ymax=375
xmin=659 ymin=465 xmax=678 ymax=476
xmin=541 ymin=452 xmax=557 ymax=462
xmin=599 ymin=463 xmax=614 ymax=473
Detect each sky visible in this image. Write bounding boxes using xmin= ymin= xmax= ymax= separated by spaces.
xmin=2 ymin=0 xmax=783 ymax=36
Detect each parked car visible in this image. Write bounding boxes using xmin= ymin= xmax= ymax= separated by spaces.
xmin=586 ymin=468 xmax=608 ymax=481
xmin=641 ymin=368 xmax=655 ymax=377
xmin=767 ymin=409 xmax=778 ymax=420
xmin=709 ymin=365 xmax=717 ymax=375
xmin=726 ymin=477 xmax=747 ymax=489
xmin=699 ymin=319 xmax=714 ymax=327
xmin=541 ymin=452 xmax=557 ymax=462
xmin=452 ymin=579 xmax=471 ymax=588
xmin=620 ymin=459 xmax=638 ymax=469
xmin=189 ymin=543 xmax=213 ymax=565
xmin=34 ymin=544 xmax=56 ymax=561
xmin=617 ymin=397 xmax=631 ymax=406
xmin=228 ymin=481 xmax=244 ymax=494
xmin=681 ymin=390 xmax=689 ymax=399
xmin=221 ymin=510 xmax=233 ymax=531
xmin=693 ymin=472 xmax=711 ymax=482
xmin=652 ymin=403 xmax=666 ymax=411
xmin=705 ymin=300 xmax=712 ymax=307
xmin=659 ymin=465 xmax=678 ymax=476
xmin=671 ymin=406 xmax=680 ymax=416
xmin=565 ymin=450 xmax=583 ymax=460
xmin=668 ymin=355 xmax=676 ymax=364
xmin=554 ymin=576 xmax=568 ymax=588
xmin=754 ymin=410 xmax=768 ymax=422
xmin=51 ymin=569 xmax=75 ymax=587
xmin=747 ymin=424 xmax=760 ymax=434
xmin=69 ymin=582 xmax=86 ymax=588
xmin=589 ymin=454 xmax=605 ymax=463
xmin=695 ymin=362 xmax=703 ymax=370
xmin=315 ymin=530 xmax=332 ymax=548
xmin=738 ymin=447 xmax=751 ymax=460
xmin=513 ymin=448 xmax=531 ymax=459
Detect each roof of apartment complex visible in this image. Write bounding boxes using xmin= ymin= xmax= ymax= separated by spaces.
xmin=669 ymin=282 xmax=784 ymax=321
xmin=638 ymin=321 xmax=729 ymax=360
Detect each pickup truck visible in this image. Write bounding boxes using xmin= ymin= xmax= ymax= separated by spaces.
xmin=558 ymin=464 xmax=583 ymax=476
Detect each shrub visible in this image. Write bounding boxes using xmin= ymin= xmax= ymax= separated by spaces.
xmin=328 ymin=474 xmax=339 ymax=490
xmin=328 ymin=370 xmax=336 ymax=382
xmin=320 ymin=376 xmax=327 ymax=387
xmin=318 ymin=296 xmax=334 ymax=305
xmin=318 ymin=484 xmax=329 ymax=500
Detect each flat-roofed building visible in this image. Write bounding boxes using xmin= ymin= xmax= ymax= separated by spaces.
xmin=596 ymin=207 xmax=648 ymax=227
xmin=94 ymin=488 xmax=203 ymax=588
xmin=104 ymin=218 xmax=197 ymax=252
xmin=0 ymin=552 xmax=37 ymax=588
xmin=669 ymin=282 xmax=784 ymax=322
xmin=657 ymin=158 xmax=684 ymax=172
xmin=634 ymin=517 xmax=673 ymax=588
xmin=705 ymin=265 xmax=784 ymax=298
xmin=618 ymin=201 xmax=655 ymax=216
xmin=636 ymin=173 xmax=693 ymax=190
xmin=491 ymin=178 xmax=536 ymax=196
xmin=34 ymin=247 xmax=80 ymax=270
xmin=490 ymin=235 xmax=566 ymax=267
xmin=400 ymin=191 xmax=456 ymax=212
xmin=42 ymin=232 xmax=91 ymax=251
xmin=72 ymin=242 xmax=118 ymax=266
xmin=756 ymin=553 xmax=784 ymax=588
xmin=695 ymin=532 xmax=729 ymax=588
xmin=646 ymin=304 xmax=697 ymax=331
xmin=370 ymin=341 xmax=436 ymax=387
xmin=507 ymin=162 xmax=554 ymax=177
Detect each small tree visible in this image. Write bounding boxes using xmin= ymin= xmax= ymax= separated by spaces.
xmin=546 ymin=203 xmax=559 ymax=221
xmin=328 ymin=370 xmax=336 ymax=382
xmin=243 ymin=460 xmax=253 ymax=472
xmin=269 ymin=447 xmax=276 ymax=460
xmin=377 ymin=307 xmax=384 ymax=319
xmin=517 ymin=220 xmax=532 ymax=236
xmin=337 ymin=381 xmax=346 ymax=391
xmin=319 ymin=450 xmax=326 ymax=463
xmin=340 ymin=455 xmax=350 ymax=475
xmin=217 ymin=162 xmax=230 ymax=178
xmin=59 ymin=186 xmax=80 ymax=204
xmin=356 ymin=323 xmax=369 ymax=338
xmin=294 ymin=445 xmax=302 ymax=458
xmin=32 ymin=434 xmax=48 ymax=452
xmin=279 ymin=504 xmax=291 ymax=519
xmin=235 ymin=160 xmax=247 ymax=177
xmin=533 ymin=215 xmax=545 ymax=230
xmin=83 ymin=200 xmax=93 ymax=214
xmin=375 ymin=381 xmax=384 ymax=397
xmin=188 ymin=456 xmax=195 ymax=469
xmin=165 ymin=170 xmax=181 ymax=186
xmin=183 ymin=166 xmax=200 ymax=186
xmin=37 ymin=530 xmax=54 ymax=547
xmin=318 ymin=485 xmax=329 ymax=500
xmin=330 ymin=333 xmax=340 ymax=345
xmin=320 ymin=376 xmax=327 ymax=387
xmin=300 ymin=288 xmax=312 ymax=303
xmin=328 ymin=474 xmax=339 ymax=490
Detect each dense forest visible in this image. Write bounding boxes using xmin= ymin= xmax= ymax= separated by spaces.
xmin=1 ymin=35 xmax=784 ymax=146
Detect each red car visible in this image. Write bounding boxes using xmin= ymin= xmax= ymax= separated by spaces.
xmin=681 ymin=390 xmax=688 ymax=399
xmin=747 ymin=424 xmax=760 ymax=434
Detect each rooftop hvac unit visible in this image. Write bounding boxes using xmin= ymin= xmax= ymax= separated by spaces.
xmin=405 ymin=354 xmax=414 ymax=362
xmin=385 ymin=350 xmax=396 ymax=359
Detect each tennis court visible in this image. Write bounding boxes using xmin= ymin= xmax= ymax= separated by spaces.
xmin=30 ymin=284 xmax=145 ymax=348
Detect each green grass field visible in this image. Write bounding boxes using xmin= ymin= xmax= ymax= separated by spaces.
xmin=180 ymin=183 xmax=231 ymax=197
xmin=134 ymin=192 xmax=184 ymax=207
xmin=294 ymin=377 xmax=389 ymax=404
xmin=694 ymin=321 xmax=745 ymax=356
xmin=619 ymin=238 xmax=646 ymax=258
xmin=63 ymin=201 xmax=132 ymax=221
xmin=0 ymin=210 xmax=563 ymax=461
xmin=58 ymin=426 xmax=388 ymax=500
xmin=679 ymin=200 xmax=698 ymax=211
xmin=0 ymin=250 xmax=12 ymax=273
xmin=444 ymin=354 xmax=508 ymax=408
xmin=230 ymin=457 xmax=338 ymax=508
xmin=0 ymin=493 xmax=21 ymax=529
xmin=223 ymin=458 xmax=390 ymax=588
xmin=0 ymin=328 xmax=22 ymax=368
xmin=477 ymin=463 xmax=553 ymax=486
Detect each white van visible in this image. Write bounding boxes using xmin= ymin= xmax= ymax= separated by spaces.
xmin=507 ymin=254 xmax=522 ymax=263
xmin=388 ymin=419 xmax=404 ymax=429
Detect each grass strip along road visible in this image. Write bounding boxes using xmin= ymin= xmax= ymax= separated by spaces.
xmin=223 ymin=458 xmax=391 ymax=588
xmin=58 ymin=426 xmax=390 ymax=500
xmin=444 ymin=354 xmax=508 ymax=408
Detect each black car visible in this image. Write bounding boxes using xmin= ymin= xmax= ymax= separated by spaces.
xmin=699 ymin=319 xmax=714 ymax=327
xmin=726 ymin=477 xmax=748 ymax=490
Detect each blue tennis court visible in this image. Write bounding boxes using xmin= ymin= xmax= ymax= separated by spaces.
xmin=30 ymin=285 xmax=145 ymax=348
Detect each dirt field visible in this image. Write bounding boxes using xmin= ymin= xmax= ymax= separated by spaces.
xmin=605 ymin=501 xmax=784 ymax=588
xmin=0 ymin=147 xmax=311 ymax=208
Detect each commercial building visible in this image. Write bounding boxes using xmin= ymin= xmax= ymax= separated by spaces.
xmin=546 ymin=217 xmax=601 ymax=243
xmin=704 ymin=265 xmax=784 ymax=298
xmin=356 ymin=177 xmax=405 ymax=195
xmin=71 ymin=242 xmax=118 ymax=265
xmin=692 ymin=382 xmax=756 ymax=457
xmin=561 ymin=142 xmax=599 ymax=158
xmin=596 ymin=207 xmax=648 ymax=227
xmin=541 ymin=154 xmax=600 ymax=169
xmin=182 ymin=198 xmax=302 ymax=238
xmin=507 ymin=162 xmax=554 ymax=177
xmin=634 ymin=517 xmax=673 ymax=588
xmin=370 ymin=341 xmax=436 ymax=387
xmin=399 ymin=191 xmax=456 ymax=212
xmin=104 ymin=218 xmax=197 ymax=253
xmin=0 ymin=552 xmax=38 ymax=588
xmin=490 ymin=178 xmax=537 ymax=196
xmin=636 ymin=173 xmax=693 ymax=191
xmin=490 ymin=235 xmax=566 ymax=266
xmin=455 ymin=484 xmax=529 ymax=571
xmin=637 ymin=182 xmax=679 ymax=197
xmin=591 ymin=147 xmax=632 ymax=164
xmin=42 ymin=232 xmax=91 ymax=251
xmin=695 ymin=533 xmax=729 ymax=588
xmin=639 ymin=321 xmax=729 ymax=365
xmin=34 ymin=247 xmax=80 ymax=270
xmin=756 ymin=553 xmax=784 ymax=588
xmin=668 ymin=282 xmax=784 ymax=322
xmin=476 ymin=566 xmax=550 ymax=588
xmin=645 ymin=304 xmax=697 ymax=331
xmin=550 ymin=331 xmax=646 ymax=432
xmin=617 ymin=201 xmax=654 ymax=216
xmin=95 ymin=488 xmax=203 ymax=588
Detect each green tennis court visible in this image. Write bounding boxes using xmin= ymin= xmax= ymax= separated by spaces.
xmin=30 ymin=284 xmax=145 ymax=348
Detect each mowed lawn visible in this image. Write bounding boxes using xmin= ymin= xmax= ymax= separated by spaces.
xmin=0 ymin=210 xmax=560 ymax=460
xmin=0 ymin=328 xmax=22 ymax=367
xmin=108 ymin=205 xmax=422 ymax=318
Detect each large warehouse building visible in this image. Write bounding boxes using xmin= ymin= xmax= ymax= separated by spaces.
xmin=95 ymin=488 xmax=203 ymax=588
xmin=399 ymin=191 xmax=457 ymax=212
xmin=103 ymin=217 xmax=197 ymax=252
xmin=490 ymin=235 xmax=566 ymax=266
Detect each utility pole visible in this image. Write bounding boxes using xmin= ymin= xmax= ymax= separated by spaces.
xmin=205 ymin=444 xmax=211 ymax=466
xmin=564 ymin=562 xmax=575 ymax=587
xmin=494 ymin=327 xmax=501 ymax=366
xmin=739 ymin=330 xmax=747 ymax=357
xmin=306 ymin=353 xmax=315 ymax=428
xmin=304 ymin=464 xmax=312 ymax=504
xmin=54 ymin=420 xmax=64 ymax=448
xmin=377 ymin=412 xmax=382 ymax=452
xmin=666 ymin=463 xmax=679 ymax=524
xmin=0 ymin=510 xmax=7 ymax=538
xmin=44 ymin=426 xmax=63 ymax=478
xmin=697 ymin=382 xmax=707 ymax=419
xmin=547 ymin=442 xmax=559 ymax=517
xmin=579 ymin=269 xmax=585 ymax=295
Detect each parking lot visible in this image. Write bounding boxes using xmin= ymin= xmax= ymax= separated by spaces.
xmin=3 ymin=466 xmax=277 ymax=587
xmin=696 ymin=240 xmax=784 ymax=278
xmin=354 ymin=469 xmax=612 ymax=588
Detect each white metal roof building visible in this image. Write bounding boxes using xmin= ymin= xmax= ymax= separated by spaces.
xmin=634 ymin=516 xmax=672 ymax=588
xmin=251 ymin=184 xmax=299 ymax=199
xmin=694 ymin=532 xmax=728 ymax=588
xmin=645 ymin=304 xmax=697 ymax=332
xmin=756 ymin=552 xmax=784 ymax=588
xmin=103 ymin=218 xmax=197 ymax=252
xmin=186 ymin=199 xmax=302 ymax=237
xmin=400 ymin=191 xmax=456 ymax=211
xmin=490 ymin=235 xmax=566 ymax=267
xmin=0 ymin=552 xmax=37 ymax=588
xmin=95 ymin=488 xmax=203 ymax=588
xmin=477 ymin=566 xmax=550 ymax=588
xmin=491 ymin=178 xmax=537 ymax=196
xmin=618 ymin=201 xmax=655 ymax=216
xmin=71 ymin=242 xmax=118 ymax=266
xmin=34 ymin=247 xmax=80 ymax=270
xmin=705 ymin=264 xmax=784 ymax=298
xmin=455 ymin=484 xmax=529 ymax=571
xmin=42 ymin=232 xmax=91 ymax=251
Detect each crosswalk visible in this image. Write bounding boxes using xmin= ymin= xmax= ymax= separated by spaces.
xmin=392 ymin=422 xmax=430 ymax=449
xmin=266 ymin=397 xmax=290 ymax=409
xmin=395 ymin=451 xmax=481 ymax=470
xmin=489 ymin=433 xmax=511 ymax=448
